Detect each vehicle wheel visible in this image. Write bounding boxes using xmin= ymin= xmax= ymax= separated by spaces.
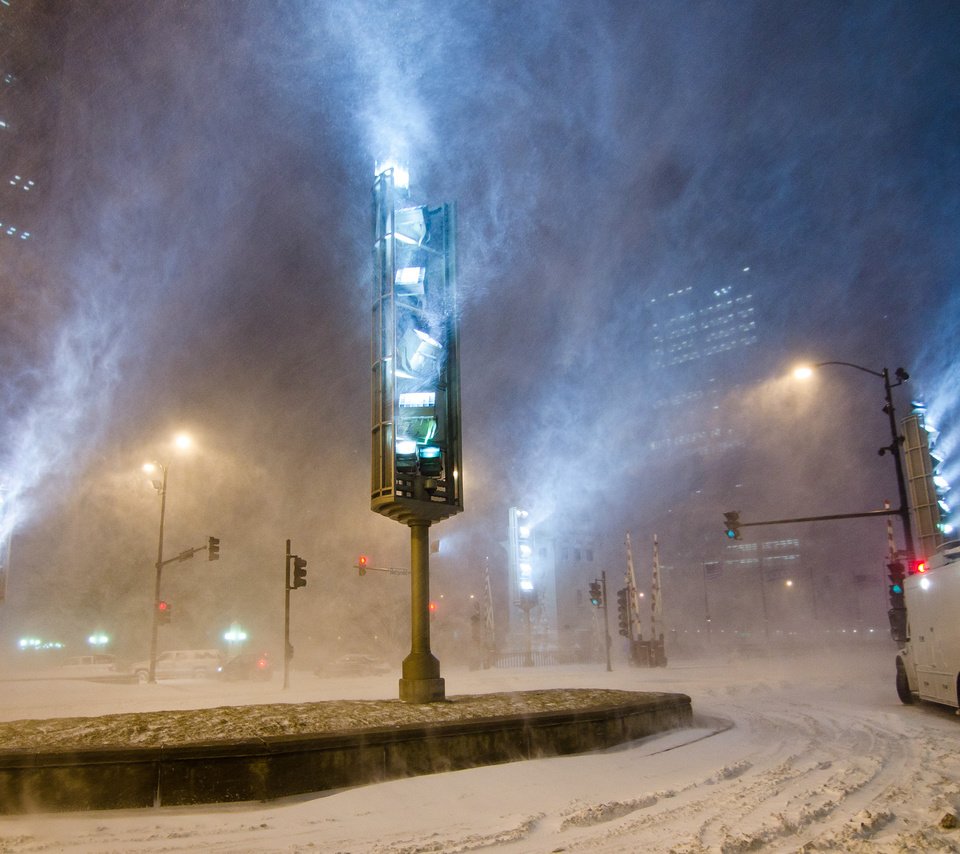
xmin=135 ymin=670 xmax=148 ymax=685
xmin=895 ymin=660 xmax=914 ymax=704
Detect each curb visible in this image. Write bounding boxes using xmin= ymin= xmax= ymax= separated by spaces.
xmin=0 ymin=691 xmax=692 ymax=813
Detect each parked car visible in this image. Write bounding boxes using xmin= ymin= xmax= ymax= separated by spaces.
xmin=217 ymin=652 xmax=273 ymax=681
xmin=59 ymin=654 xmax=129 ymax=681
xmin=317 ymin=653 xmax=392 ymax=677
xmin=131 ymin=649 xmax=224 ymax=683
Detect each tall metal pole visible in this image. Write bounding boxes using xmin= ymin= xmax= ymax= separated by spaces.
xmin=522 ymin=603 xmax=533 ymax=666
xmin=807 ymin=362 xmax=914 ymax=560
xmin=882 ymin=367 xmax=915 ymax=561
xmin=601 ymin=570 xmax=612 ymax=672
xmin=147 ymin=464 xmax=168 ymax=685
xmin=399 ymin=520 xmax=444 ymax=702
xmin=283 ymin=539 xmax=291 ymax=690
xmin=702 ymin=563 xmax=713 ymax=639
xmin=759 ymin=564 xmax=770 ymax=647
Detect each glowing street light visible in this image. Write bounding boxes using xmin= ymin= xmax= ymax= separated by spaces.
xmin=792 ymin=361 xmax=914 ymax=560
xmin=143 ymin=432 xmax=193 ymax=684
xmin=223 ymin=625 xmax=247 ymax=643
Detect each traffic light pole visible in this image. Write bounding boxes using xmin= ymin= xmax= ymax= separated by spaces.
xmin=881 ymin=367 xmax=915 ymax=561
xmin=283 ymin=539 xmax=291 ymax=690
xmin=804 ymin=362 xmax=914 ymax=559
xmin=147 ymin=463 xmax=168 ymax=685
xmin=601 ymin=571 xmax=612 ymax=672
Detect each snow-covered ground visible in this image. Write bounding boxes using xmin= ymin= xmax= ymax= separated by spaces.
xmin=2 ymin=639 xmax=959 ymax=853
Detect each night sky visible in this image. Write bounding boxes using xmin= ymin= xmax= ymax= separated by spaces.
xmin=2 ymin=1 xmax=958 ymax=657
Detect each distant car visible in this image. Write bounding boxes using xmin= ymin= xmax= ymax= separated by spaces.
xmin=131 ymin=649 xmax=224 ymax=683
xmin=217 ymin=652 xmax=273 ymax=681
xmin=59 ymin=654 xmax=128 ymax=680
xmin=318 ymin=653 xmax=392 ymax=677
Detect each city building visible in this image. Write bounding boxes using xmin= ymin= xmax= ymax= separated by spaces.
xmin=0 ymin=0 xmax=67 ymax=604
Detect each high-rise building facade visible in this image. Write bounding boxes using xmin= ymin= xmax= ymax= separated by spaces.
xmin=0 ymin=0 xmax=66 ymax=602
xmin=0 ymin=0 xmax=64 ymax=261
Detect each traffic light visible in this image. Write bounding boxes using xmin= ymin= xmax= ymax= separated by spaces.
xmin=208 ymin=536 xmax=220 ymax=561
xmin=157 ymin=600 xmax=172 ymax=624
xmin=589 ymin=580 xmax=602 ymax=607
xmin=418 ymin=444 xmax=443 ymax=477
xmin=357 ymin=555 xmax=368 ymax=576
xmin=724 ymin=511 xmax=742 ymax=540
xmin=291 ymin=555 xmax=307 ymax=589
xmin=887 ymin=560 xmax=905 ymax=606
xmin=616 ymin=587 xmax=630 ymax=637
xmin=887 ymin=559 xmax=908 ymax=643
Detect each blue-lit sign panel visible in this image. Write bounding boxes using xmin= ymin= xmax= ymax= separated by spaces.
xmin=371 ymin=167 xmax=463 ymax=524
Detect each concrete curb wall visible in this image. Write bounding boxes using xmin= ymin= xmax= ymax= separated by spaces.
xmin=0 ymin=692 xmax=692 ymax=814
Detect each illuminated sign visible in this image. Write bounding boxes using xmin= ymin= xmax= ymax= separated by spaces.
xmin=371 ymin=166 xmax=463 ymax=524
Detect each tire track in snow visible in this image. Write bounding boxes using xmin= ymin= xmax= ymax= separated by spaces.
xmin=519 ymin=688 xmax=952 ymax=853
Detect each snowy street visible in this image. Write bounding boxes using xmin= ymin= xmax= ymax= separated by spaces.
xmin=2 ymin=639 xmax=958 ymax=852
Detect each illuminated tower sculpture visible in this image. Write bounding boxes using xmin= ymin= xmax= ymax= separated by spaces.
xmin=902 ymin=405 xmax=951 ymax=560
xmin=371 ymin=164 xmax=462 ymax=702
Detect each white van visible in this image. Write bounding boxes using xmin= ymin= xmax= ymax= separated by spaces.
xmin=896 ymin=540 xmax=960 ymax=708
xmin=132 ymin=649 xmax=223 ymax=683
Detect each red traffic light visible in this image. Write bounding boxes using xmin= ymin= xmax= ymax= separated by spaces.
xmin=428 ymin=600 xmax=438 ymax=614
xmin=157 ymin=600 xmax=171 ymax=623
xmin=357 ymin=555 xmax=368 ymax=576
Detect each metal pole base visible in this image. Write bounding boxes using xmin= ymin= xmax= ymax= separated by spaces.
xmin=399 ymin=651 xmax=445 ymax=703
xmin=399 ymin=677 xmax=446 ymax=703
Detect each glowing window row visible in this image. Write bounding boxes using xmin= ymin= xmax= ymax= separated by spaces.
xmin=8 ymin=175 xmax=35 ymax=191
xmin=762 ymin=539 xmax=800 ymax=550
xmin=0 ymin=222 xmax=30 ymax=239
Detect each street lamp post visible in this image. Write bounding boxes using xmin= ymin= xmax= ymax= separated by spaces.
xmin=143 ymin=432 xmax=191 ymax=685
xmin=795 ymin=361 xmax=914 ymax=561
xmin=145 ymin=461 xmax=168 ymax=685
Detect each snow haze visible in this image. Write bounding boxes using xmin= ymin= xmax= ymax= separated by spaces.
xmin=2 ymin=640 xmax=958 ymax=852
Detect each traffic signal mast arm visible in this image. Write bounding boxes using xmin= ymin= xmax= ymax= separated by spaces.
xmin=354 ymin=559 xmax=411 ymax=576
xmin=725 ymin=506 xmax=902 ymax=536
xmin=158 ymin=536 xmax=221 ymax=568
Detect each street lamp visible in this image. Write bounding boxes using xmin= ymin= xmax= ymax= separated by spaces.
xmin=142 ymin=432 xmax=192 ymax=684
xmin=793 ymin=361 xmax=914 ymax=560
